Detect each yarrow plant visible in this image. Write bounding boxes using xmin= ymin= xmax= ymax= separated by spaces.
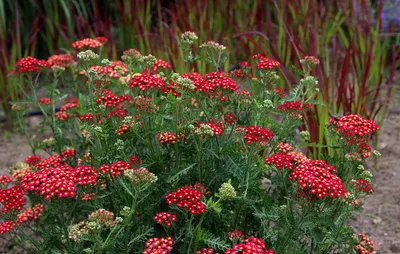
xmin=2 ymin=32 xmax=379 ymax=253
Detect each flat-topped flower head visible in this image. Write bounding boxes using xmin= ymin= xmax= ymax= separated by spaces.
xmin=264 ymin=153 xmax=294 ymax=170
xmin=143 ymin=236 xmax=174 ymax=254
xmin=153 ymin=212 xmax=177 ymax=227
xmin=289 ymin=159 xmax=347 ymax=199
xmin=243 ymin=126 xmax=273 ymax=145
xmin=72 ymin=38 xmax=104 ymax=50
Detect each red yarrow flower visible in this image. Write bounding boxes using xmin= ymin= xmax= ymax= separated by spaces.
xmin=143 ymin=236 xmax=174 ymax=254
xmin=38 ymin=98 xmax=51 ymax=105
xmin=21 ymin=166 xmax=76 ymax=200
xmin=164 ymin=186 xmax=205 ymax=215
xmin=289 ymin=160 xmax=347 ymax=199
xmin=243 ymin=126 xmax=273 ymax=145
xmin=16 ymin=203 xmax=45 ymax=224
xmin=354 ymin=233 xmax=376 ymax=254
xmin=0 ymin=221 xmax=15 ymax=235
xmin=153 ymin=212 xmax=177 ymax=227
xmin=0 ymin=186 xmax=26 ymax=213
xmin=352 ymin=179 xmax=374 ymax=194
xmin=128 ymin=73 xmax=165 ymax=91
xmin=225 ymin=237 xmax=274 ymax=254
xmin=228 ymin=230 xmax=245 ymax=241
xmin=16 ymin=56 xmax=50 ymax=73
xmin=331 ymin=114 xmax=379 ymax=137
xmin=98 ymin=161 xmax=131 ymax=177
xmin=72 ymin=38 xmax=103 ymax=50
xmin=196 ymin=248 xmax=215 ymax=254
xmin=277 ymin=101 xmax=311 ymax=112
xmin=256 ymin=56 xmax=280 ymax=70
xmin=264 ymin=153 xmax=294 ymax=170
xmin=0 ymin=175 xmax=12 ymax=184
xmin=47 ymin=54 xmax=74 ymax=67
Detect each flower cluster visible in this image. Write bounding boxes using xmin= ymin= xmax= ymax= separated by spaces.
xmin=16 ymin=203 xmax=45 ymax=224
xmin=331 ymin=114 xmax=379 ymax=137
xmin=225 ymin=237 xmax=274 ymax=254
xmin=128 ymin=73 xmax=165 ymax=91
xmin=143 ymin=237 xmax=174 ymax=254
xmin=38 ymin=97 xmax=51 ymax=105
xmin=72 ymin=38 xmax=104 ymax=50
xmin=124 ymin=168 xmax=158 ymax=184
xmin=47 ymin=54 xmax=75 ymax=67
xmin=228 ymin=230 xmax=245 ymax=241
xmin=289 ymin=160 xmax=347 ymax=199
xmin=21 ymin=166 xmax=76 ymax=200
xmin=0 ymin=221 xmax=15 ymax=235
xmin=164 ymin=186 xmax=205 ymax=214
xmin=196 ymin=248 xmax=215 ymax=254
xmin=354 ymin=233 xmax=376 ymax=254
xmin=153 ymin=212 xmax=177 ymax=227
xmin=243 ymin=126 xmax=273 ymax=145
xmin=352 ymin=179 xmax=374 ymax=194
xmin=98 ymin=161 xmax=131 ymax=177
xmin=277 ymin=101 xmax=311 ymax=112
xmin=264 ymin=153 xmax=294 ymax=169
xmin=256 ymin=56 xmax=280 ymax=70
xmin=0 ymin=186 xmax=26 ymax=213
xmin=15 ymin=56 xmax=50 ymax=73
xmin=0 ymin=175 xmax=12 ymax=184
xmin=87 ymin=209 xmax=117 ymax=228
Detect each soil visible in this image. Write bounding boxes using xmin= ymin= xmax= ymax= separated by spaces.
xmin=0 ymin=90 xmax=399 ymax=253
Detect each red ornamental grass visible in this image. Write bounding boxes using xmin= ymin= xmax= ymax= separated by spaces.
xmin=225 ymin=237 xmax=274 ymax=254
xmin=20 ymin=166 xmax=76 ymax=200
xmin=264 ymin=153 xmax=294 ymax=170
xmin=164 ymin=186 xmax=205 ymax=215
xmin=0 ymin=186 xmax=26 ymax=213
xmin=333 ymin=114 xmax=379 ymax=137
xmin=352 ymin=179 xmax=374 ymax=194
xmin=289 ymin=160 xmax=347 ymax=199
xmin=0 ymin=175 xmax=12 ymax=184
xmin=72 ymin=38 xmax=103 ymax=50
xmin=128 ymin=73 xmax=165 ymax=91
xmin=196 ymin=248 xmax=214 ymax=254
xmin=15 ymin=56 xmax=50 ymax=73
xmin=256 ymin=56 xmax=280 ymax=70
xmin=0 ymin=221 xmax=15 ymax=235
xmin=38 ymin=98 xmax=51 ymax=105
xmin=143 ymin=236 xmax=174 ymax=254
xmin=16 ymin=203 xmax=45 ymax=224
xmin=243 ymin=126 xmax=273 ymax=145
xmin=47 ymin=54 xmax=74 ymax=67
xmin=153 ymin=212 xmax=177 ymax=227
xmin=98 ymin=161 xmax=131 ymax=177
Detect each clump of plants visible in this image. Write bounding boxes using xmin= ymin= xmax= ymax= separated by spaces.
xmin=2 ymin=33 xmax=378 ymax=254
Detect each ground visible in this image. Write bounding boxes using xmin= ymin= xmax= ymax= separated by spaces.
xmin=0 ymin=90 xmax=399 ymax=253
